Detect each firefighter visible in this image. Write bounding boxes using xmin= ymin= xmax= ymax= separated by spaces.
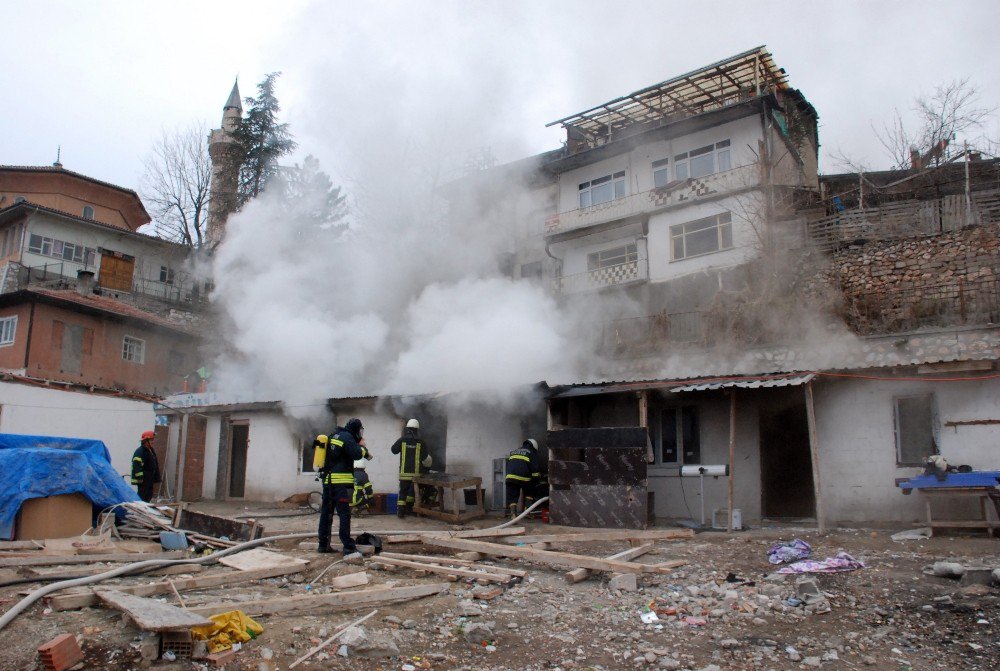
xmin=352 ymin=455 xmax=375 ymax=513
xmin=390 ymin=418 xmax=432 ymax=518
xmin=131 ymin=430 xmax=161 ymax=503
xmin=314 ymin=418 xmax=368 ymax=560
xmin=505 ymin=438 xmax=541 ymax=518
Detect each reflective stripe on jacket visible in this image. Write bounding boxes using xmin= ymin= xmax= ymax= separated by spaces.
xmin=505 ymin=446 xmax=540 ymax=483
xmin=320 ymin=430 xmax=367 ymax=485
xmin=391 ymin=430 xmax=426 ymax=481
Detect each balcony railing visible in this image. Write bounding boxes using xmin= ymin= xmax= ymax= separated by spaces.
xmin=554 ymin=259 xmax=647 ymax=295
xmin=845 ymin=276 xmax=1000 ymax=335
xmin=546 ymin=164 xmax=759 ymax=237
xmin=601 ymin=310 xmax=706 ymax=351
xmin=10 ymin=262 xmax=201 ymax=307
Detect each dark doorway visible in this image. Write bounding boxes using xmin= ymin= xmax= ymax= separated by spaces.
xmin=759 ymin=402 xmax=815 ymax=518
xmin=228 ymin=423 xmax=249 ymax=498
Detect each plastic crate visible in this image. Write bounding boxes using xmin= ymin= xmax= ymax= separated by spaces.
xmin=372 ymin=493 xmax=387 ymax=514
xmin=386 ymin=493 xmax=398 ymax=514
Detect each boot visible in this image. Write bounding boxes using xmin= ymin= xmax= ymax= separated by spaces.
xmin=396 ymin=504 xmax=407 ymax=519
xmin=317 ymin=544 xmax=333 ymax=554
xmin=508 ymin=503 xmax=518 ymax=520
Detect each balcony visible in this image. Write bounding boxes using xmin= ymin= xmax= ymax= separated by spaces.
xmin=8 ymin=261 xmax=203 ymax=308
xmin=546 ymin=164 xmax=759 ymax=237
xmin=554 ymin=259 xmax=647 ymax=295
xmin=601 ymin=310 xmax=705 ymax=351
xmin=844 ymin=276 xmax=1000 ymax=335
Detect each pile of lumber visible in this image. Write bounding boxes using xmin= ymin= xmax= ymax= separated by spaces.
xmin=111 ymin=502 xmax=261 ymax=549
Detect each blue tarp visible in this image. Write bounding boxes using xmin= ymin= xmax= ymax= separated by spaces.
xmin=0 ymin=433 xmax=140 ymax=540
xmin=898 ymin=470 xmax=1000 ymax=491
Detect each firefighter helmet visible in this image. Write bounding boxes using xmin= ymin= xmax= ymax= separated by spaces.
xmin=406 ymin=418 xmax=420 ymax=430
xmin=524 ymin=438 xmax=538 ymax=450
xmin=141 ymin=430 xmax=155 ymax=442
xmin=345 ymin=418 xmax=364 ymax=439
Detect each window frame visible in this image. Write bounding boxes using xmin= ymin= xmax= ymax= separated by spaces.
xmin=652 ymin=158 xmax=671 ymax=188
xmin=82 ymin=206 xmax=94 ymax=219
xmin=0 ymin=315 xmax=17 ymax=347
xmin=894 ymin=394 xmax=938 ymax=466
xmin=27 ymin=233 xmax=97 ymax=266
xmin=159 ymin=266 xmax=176 ymax=285
xmin=122 ymin=335 xmax=146 ymax=364
xmin=656 ymin=406 xmax=701 ymax=465
xmin=587 ymin=243 xmax=638 ymax=272
xmin=578 ymin=170 xmax=627 ymax=208
xmin=670 ymin=211 xmax=734 ymax=261
xmin=673 ymin=139 xmax=732 ymax=181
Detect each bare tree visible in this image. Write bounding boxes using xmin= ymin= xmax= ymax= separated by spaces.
xmin=141 ymin=123 xmax=212 ymax=247
xmin=876 ymin=79 xmax=994 ymax=169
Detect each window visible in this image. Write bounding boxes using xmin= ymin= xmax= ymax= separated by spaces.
xmin=302 ymin=439 xmax=316 ymax=473
xmin=160 ymin=266 xmax=175 ymax=285
xmin=674 ymin=140 xmax=732 ymax=180
xmin=652 ymin=158 xmax=671 ymax=188
xmin=27 ymin=233 xmax=96 ymax=266
xmin=579 ymin=171 xmax=626 ymax=208
xmin=1 ymin=225 xmax=19 ymax=257
xmin=895 ymin=395 xmax=937 ymax=465
xmin=14 ymin=196 xmax=26 ymax=204
xmin=122 ymin=335 xmax=145 ymax=364
xmin=0 ymin=316 xmax=17 ymax=346
xmin=659 ymin=407 xmax=700 ymax=464
xmin=82 ymin=206 xmax=94 ymax=219
xmin=671 ymin=212 xmax=733 ymax=260
xmin=520 ymin=261 xmax=542 ymax=282
xmin=588 ymin=243 xmax=638 ymax=271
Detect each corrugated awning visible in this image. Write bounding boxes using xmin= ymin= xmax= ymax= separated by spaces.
xmin=670 ymin=374 xmax=815 ymax=393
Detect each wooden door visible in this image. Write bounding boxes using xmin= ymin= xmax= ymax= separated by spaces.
xmin=98 ymin=250 xmax=135 ymax=292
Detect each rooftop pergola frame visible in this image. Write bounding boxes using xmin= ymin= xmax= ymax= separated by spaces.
xmin=548 ymin=46 xmax=790 ymax=152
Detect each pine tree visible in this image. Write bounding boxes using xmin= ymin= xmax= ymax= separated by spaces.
xmin=235 ymin=72 xmax=297 ymax=205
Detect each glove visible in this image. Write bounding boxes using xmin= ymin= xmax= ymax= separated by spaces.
xmin=421 ymin=455 xmax=432 ymax=468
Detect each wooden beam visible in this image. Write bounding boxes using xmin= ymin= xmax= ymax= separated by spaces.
xmin=420 ymin=537 xmax=664 ymax=575
xmin=370 ymin=557 xmax=517 ymax=583
xmin=804 ymin=381 xmax=827 ymax=533
xmin=727 ymin=390 xmax=736 ymax=533
xmin=565 ymin=543 xmax=654 ymax=583
xmin=47 ymin=564 xmax=306 ymax=611
xmin=0 ymin=551 xmax=184 ymax=568
xmin=95 ymin=589 xmax=213 ymax=631
xmin=378 ymin=552 xmax=477 ymax=567
xmin=187 ymin=583 xmax=448 ymax=618
xmin=383 ymin=526 xmax=524 ymax=544
xmin=506 ymin=529 xmax=693 ymax=545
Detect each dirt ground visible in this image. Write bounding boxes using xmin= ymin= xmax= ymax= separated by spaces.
xmin=1 ymin=502 xmax=997 ymax=671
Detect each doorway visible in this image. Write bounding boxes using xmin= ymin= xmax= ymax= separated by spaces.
xmin=228 ymin=423 xmax=249 ymax=498
xmin=759 ymin=402 xmax=816 ymax=519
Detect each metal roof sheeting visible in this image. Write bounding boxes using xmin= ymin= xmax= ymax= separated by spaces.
xmin=670 ymin=374 xmax=815 ymax=393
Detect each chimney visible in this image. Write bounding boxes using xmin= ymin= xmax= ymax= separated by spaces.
xmin=910 ymin=148 xmax=922 ymax=170
xmin=76 ymin=269 xmax=95 ymax=296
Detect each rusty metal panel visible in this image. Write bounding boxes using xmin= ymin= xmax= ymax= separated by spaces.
xmin=549 ymin=447 xmax=646 ymax=486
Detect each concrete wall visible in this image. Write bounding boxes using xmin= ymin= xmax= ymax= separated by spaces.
xmin=0 ymin=380 xmax=155 ymax=493
xmin=555 ymin=116 xmax=763 ymax=214
xmin=0 ymin=171 xmax=148 ymax=231
xmin=445 ymin=407 xmax=526 ymax=510
xmin=813 ymin=376 xmax=1000 ymax=524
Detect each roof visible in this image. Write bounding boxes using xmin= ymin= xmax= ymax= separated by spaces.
xmin=224 ymin=80 xmax=242 ymax=112
xmin=0 ymin=288 xmax=198 ymax=336
xmin=547 ymin=46 xmax=793 ymax=149
xmin=0 ymin=371 xmax=161 ymax=402
xmin=549 ymin=372 xmax=816 ymax=398
xmin=0 ymin=165 xmax=149 ymax=222
xmin=0 ymin=201 xmax=185 ymax=249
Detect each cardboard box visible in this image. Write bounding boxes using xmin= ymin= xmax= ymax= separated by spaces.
xmin=16 ymin=493 xmax=93 ymax=540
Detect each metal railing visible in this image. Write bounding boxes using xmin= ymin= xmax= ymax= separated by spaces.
xmin=11 ymin=262 xmax=202 ymax=307
xmin=601 ymin=310 xmax=706 ymax=351
xmin=844 ymin=276 xmax=1000 ymax=335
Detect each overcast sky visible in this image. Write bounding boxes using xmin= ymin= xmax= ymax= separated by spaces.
xmin=2 ymin=1 xmax=998 ymax=194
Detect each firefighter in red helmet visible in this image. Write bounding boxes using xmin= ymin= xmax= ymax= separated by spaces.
xmin=131 ymin=430 xmax=161 ymax=502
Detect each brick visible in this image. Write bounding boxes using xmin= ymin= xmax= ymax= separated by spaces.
xmin=207 ymin=649 xmax=236 ymax=667
xmin=37 ymin=633 xmax=84 ymax=671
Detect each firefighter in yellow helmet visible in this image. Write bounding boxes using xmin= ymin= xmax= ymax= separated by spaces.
xmin=390 ymin=419 xmax=432 ymax=518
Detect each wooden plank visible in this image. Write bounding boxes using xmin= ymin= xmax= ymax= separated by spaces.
xmin=383 ymin=526 xmax=524 ymax=544
xmin=95 ymin=589 xmax=213 ymax=631
xmin=507 ymin=529 xmax=693 ymax=545
xmin=0 ymin=541 xmax=44 ymax=551
xmin=25 ymin=563 xmax=203 ymax=581
xmin=175 ymin=507 xmax=263 ymax=542
xmin=0 ymin=551 xmax=184 ymax=568
xmin=48 ymin=564 xmax=305 ymax=611
xmin=370 ymin=556 xmax=517 ymax=583
xmin=327 ymin=571 xmax=370 ymax=589
xmin=565 ymin=543 xmax=654 ymax=583
xmin=187 ymin=583 xmax=447 ymax=618
xmin=420 ymin=537 xmax=656 ymax=575
xmin=377 ymin=552 xmax=528 ymax=577
xmin=218 ymin=548 xmax=309 ymax=571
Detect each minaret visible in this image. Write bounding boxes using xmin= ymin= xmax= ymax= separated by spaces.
xmin=206 ymin=80 xmax=245 ymax=245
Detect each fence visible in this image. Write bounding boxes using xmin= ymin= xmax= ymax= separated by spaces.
xmin=600 ymin=310 xmax=705 ymax=352
xmin=807 ymin=189 xmax=1000 ymax=251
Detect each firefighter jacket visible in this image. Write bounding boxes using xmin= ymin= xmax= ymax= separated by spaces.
xmin=390 ymin=428 xmax=427 ymax=481
xmin=505 ymin=444 xmax=541 ymax=484
xmin=131 ymin=443 xmax=161 ymax=485
xmin=317 ymin=428 xmax=368 ymax=485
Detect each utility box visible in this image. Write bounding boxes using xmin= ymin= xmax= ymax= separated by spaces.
xmin=16 ymin=493 xmax=93 ymax=540
xmin=547 ymin=428 xmax=652 ymax=528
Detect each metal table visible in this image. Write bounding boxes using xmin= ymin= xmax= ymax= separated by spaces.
xmin=412 ymin=473 xmax=486 ymax=523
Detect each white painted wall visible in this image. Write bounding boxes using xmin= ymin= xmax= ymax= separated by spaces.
xmin=648 ymin=395 xmax=762 ymax=523
xmin=814 ymin=377 xmax=1000 ymax=523
xmin=445 ymin=408 xmax=525 ymax=510
xmin=646 ymin=194 xmax=760 ymax=283
xmin=22 ymin=211 xmax=190 ymax=295
xmin=556 ymin=116 xmax=764 ymax=214
xmin=0 ymin=380 xmax=155 ymax=488
xmin=560 ymin=226 xmax=647 ymax=278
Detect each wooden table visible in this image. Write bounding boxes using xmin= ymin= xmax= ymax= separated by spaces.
xmin=920 ymin=487 xmax=1000 ymax=538
xmin=412 ymin=473 xmax=485 ymax=523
